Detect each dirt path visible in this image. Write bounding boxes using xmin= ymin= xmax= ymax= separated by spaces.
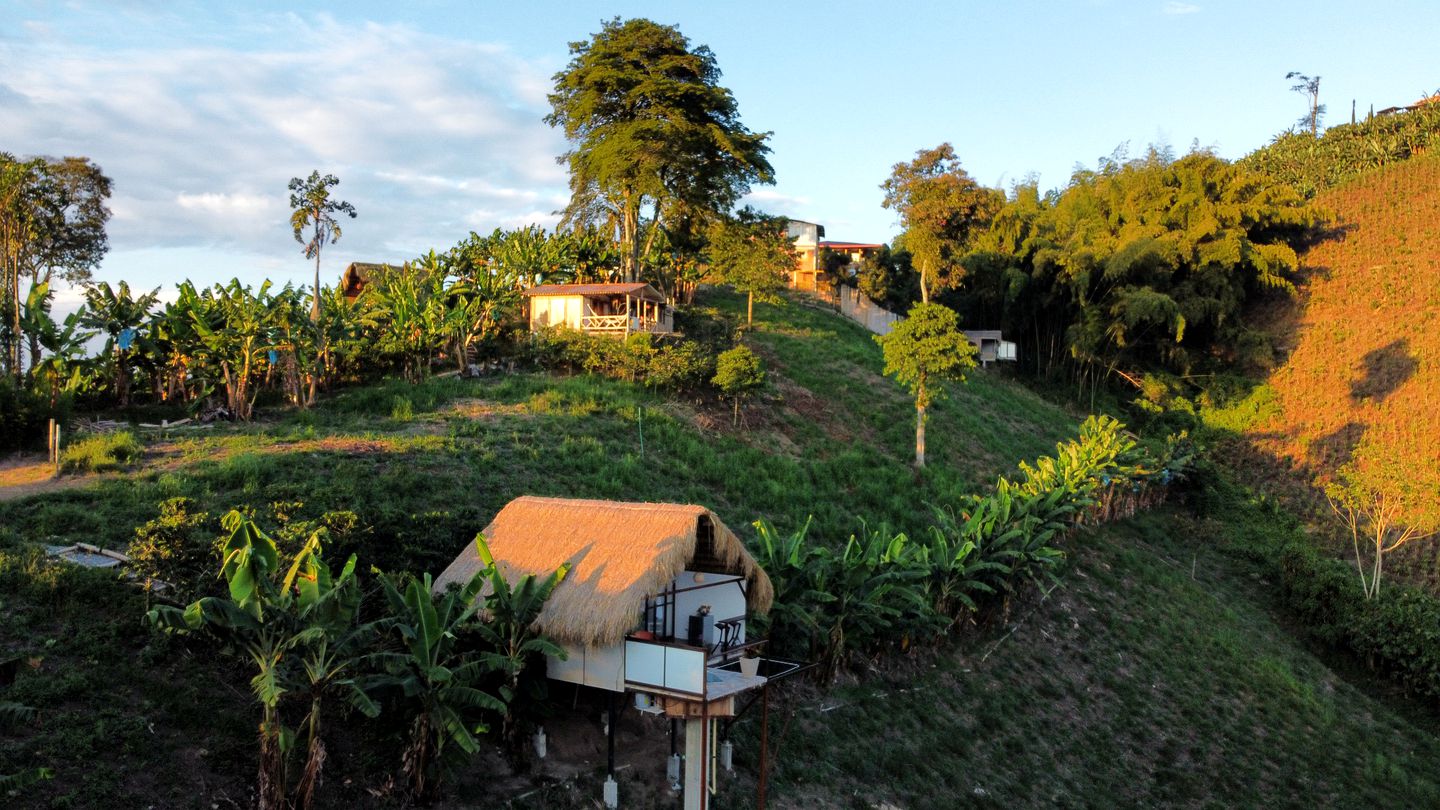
xmin=0 ymin=454 xmax=93 ymax=502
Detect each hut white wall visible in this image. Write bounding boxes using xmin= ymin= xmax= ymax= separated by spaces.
xmin=547 ymin=643 xmax=625 ymax=692
xmin=530 ymin=295 xmax=586 ymax=330
xmin=672 ymin=571 xmax=748 ymax=643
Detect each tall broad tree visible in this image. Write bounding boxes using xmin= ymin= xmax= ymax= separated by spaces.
xmin=546 ymin=17 xmax=774 ymax=282
xmin=0 ymin=154 xmax=111 ymax=382
xmin=874 ymin=302 xmax=977 ymax=468
xmin=288 ymin=171 xmax=357 ymax=321
xmin=707 ymin=207 xmax=794 ymax=324
xmin=881 ymin=144 xmax=1001 ymax=304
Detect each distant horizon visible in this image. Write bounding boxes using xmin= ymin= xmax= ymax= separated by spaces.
xmin=4 ymin=0 xmax=1436 ymax=310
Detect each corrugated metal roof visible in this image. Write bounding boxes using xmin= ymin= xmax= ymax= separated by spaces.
xmin=819 ymin=241 xmax=884 ymax=250
xmin=522 ymin=283 xmax=666 ymax=301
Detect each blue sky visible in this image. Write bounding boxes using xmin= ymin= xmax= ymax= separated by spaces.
xmin=3 ymin=0 xmax=1437 ymax=309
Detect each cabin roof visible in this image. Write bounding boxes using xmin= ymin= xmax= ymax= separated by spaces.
xmin=522 ymin=283 xmax=667 ymax=302
xmin=433 ymin=496 xmax=773 ymax=646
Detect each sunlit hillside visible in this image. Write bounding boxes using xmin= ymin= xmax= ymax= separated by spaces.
xmin=1248 ymin=154 xmax=1440 ymax=533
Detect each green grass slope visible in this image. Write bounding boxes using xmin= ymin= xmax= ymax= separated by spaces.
xmin=2 ymin=288 xmax=1438 ymax=808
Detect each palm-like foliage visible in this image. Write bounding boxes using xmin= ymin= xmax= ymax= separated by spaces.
xmin=288 ymin=171 xmax=356 ymax=322
xmin=149 ymin=511 xmax=374 ymax=810
xmin=21 ymin=281 xmax=95 ymax=404
xmin=468 ymin=534 xmax=569 ymax=760
xmin=78 ymin=280 xmax=159 ymax=405
xmin=370 ymin=258 xmax=450 ymax=382
xmin=375 ymin=565 xmax=505 ymax=801
xmin=186 ymin=280 xmax=281 ymax=420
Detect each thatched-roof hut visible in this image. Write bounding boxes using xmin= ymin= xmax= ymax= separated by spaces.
xmin=437 ymin=496 xmax=787 ymax=810
xmin=339 ymin=262 xmax=404 ymax=301
xmin=435 ymin=496 xmax=772 ymax=648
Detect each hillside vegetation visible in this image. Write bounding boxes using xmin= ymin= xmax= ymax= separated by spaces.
xmin=1215 ymin=153 xmax=1440 ymax=575
xmin=5 ymin=289 xmax=1440 ymax=808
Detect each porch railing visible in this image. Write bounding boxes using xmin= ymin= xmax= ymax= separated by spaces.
xmin=580 ymin=314 xmax=666 ymax=334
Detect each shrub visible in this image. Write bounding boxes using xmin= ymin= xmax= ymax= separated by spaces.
xmin=126 ymin=498 xmax=217 ymax=598
xmin=0 ymin=381 xmax=71 ymax=453
xmin=58 ymin=431 xmax=143 ymax=474
xmin=390 ymin=395 xmax=414 ymax=422
xmin=523 ymin=327 xmax=718 ymax=392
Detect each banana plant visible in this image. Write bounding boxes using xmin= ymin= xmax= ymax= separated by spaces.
xmin=468 ymin=533 xmax=569 ymax=761
xmin=78 ymin=280 xmax=160 ymax=406
xmin=22 ymin=282 xmax=96 ymax=405
xmin=375 ymin=562 xmax=506 ymax=801
xmin=188 ymin=280 xmax=275 ymax=420
xmin=751 ymin=517 xmax=829 ymax=654
xmin=808 ymin=525 xmax=931 ymax=681
xmin=149 ymin=511 xmax=371 ymax=810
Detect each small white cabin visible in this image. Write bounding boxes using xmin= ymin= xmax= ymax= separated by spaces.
xmin=523 ymin=283 xmax=674 ymax=336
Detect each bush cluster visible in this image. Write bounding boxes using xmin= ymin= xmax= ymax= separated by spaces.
xmin=0 ymin=381 xmax=70 ymax=452
xmin=524 ymin=327 xmax=718 ymax=391
xmin=1280 ymin=541 xmax=1440 ymax=700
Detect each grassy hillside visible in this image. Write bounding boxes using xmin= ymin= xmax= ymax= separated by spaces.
xmin=4 ymin=288 xmax=1440 ymax=807
xmin=1213 ymin=153 xmax=1440 ymax=579
xmin=749 ymin=506 xmax=1440 ymax=808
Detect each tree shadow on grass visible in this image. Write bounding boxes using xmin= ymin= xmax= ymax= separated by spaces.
xmin=1350 ymin=339 xmax=1419 ymax=403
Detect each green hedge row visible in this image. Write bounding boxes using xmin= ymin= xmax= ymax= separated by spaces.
xmin=1279 ymin=540 xmax=1440 ymax=699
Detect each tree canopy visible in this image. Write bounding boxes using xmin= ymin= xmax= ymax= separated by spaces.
xmin=952 ymin=147 xmax=1322 ymax=388
xmin=874 ymin=302 xmax=977 ymax=467
xmin=1 ymin=153 xmax=111 ymax=381
xmin=706 ymin=207 xmax=794 ymax=324
xmin=881 ymin=143 xmax=1002 ymax=303
xmin=546 ymin=17 xmax=773 ymax=281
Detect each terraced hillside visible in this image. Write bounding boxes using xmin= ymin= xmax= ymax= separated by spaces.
xmin=3 ymin=289 xmax=1440 ymax=808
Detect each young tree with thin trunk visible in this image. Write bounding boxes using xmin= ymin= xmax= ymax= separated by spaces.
xmin=874 ymin=303 xmax=976 ymax=468
xmin=707 ymin=208 xmax=794 ymax=325
xmin=288 ymin=171 xmax=356 ymax=322
xmin=712 ymin=344 xmax=765 ymax=426
xmin=1286 ymin=71 xmax=1325 ymax=135
xmin=1325 ymin=450 xmax=1440 ymax=600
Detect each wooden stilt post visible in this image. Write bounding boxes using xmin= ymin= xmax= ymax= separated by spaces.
xmin=607 ymin=693 xmax=617 ymax=777
xmin=757 ymin=682 xmax=769 ymax=810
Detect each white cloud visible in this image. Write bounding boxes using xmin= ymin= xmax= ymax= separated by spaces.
xmin=741 ymin=187 xmax=812 ymax=214
xmin=1163 ymin=2 xmax=1200 ymax=14
xmin=0 ymin=13 xmax=569 ymax=290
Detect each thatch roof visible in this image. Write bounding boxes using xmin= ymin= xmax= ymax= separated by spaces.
xmin=340 ymin=262 xmax=404 ymax=298
xmin=433 ymin=496 xmax=774 ymax=647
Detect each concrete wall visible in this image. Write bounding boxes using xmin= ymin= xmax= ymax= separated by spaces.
xmin=838 ymin=286 xmax=904 ymax=335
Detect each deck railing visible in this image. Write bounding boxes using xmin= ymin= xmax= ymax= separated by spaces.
xmin=580 ymin=314 xmax=666 ymax=334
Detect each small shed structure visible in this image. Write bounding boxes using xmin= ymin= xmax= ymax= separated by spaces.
xmin=964 ymin=329 xmax=1019 ymax=366
xmin=339 ymin=262 xmax=404 ymax=302
xmin=522 ymin=283 xmax=674 ymax=336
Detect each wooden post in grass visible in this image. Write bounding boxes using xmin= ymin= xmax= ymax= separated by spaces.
xmin=48 ymin=419 xmax=60 ymax=473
